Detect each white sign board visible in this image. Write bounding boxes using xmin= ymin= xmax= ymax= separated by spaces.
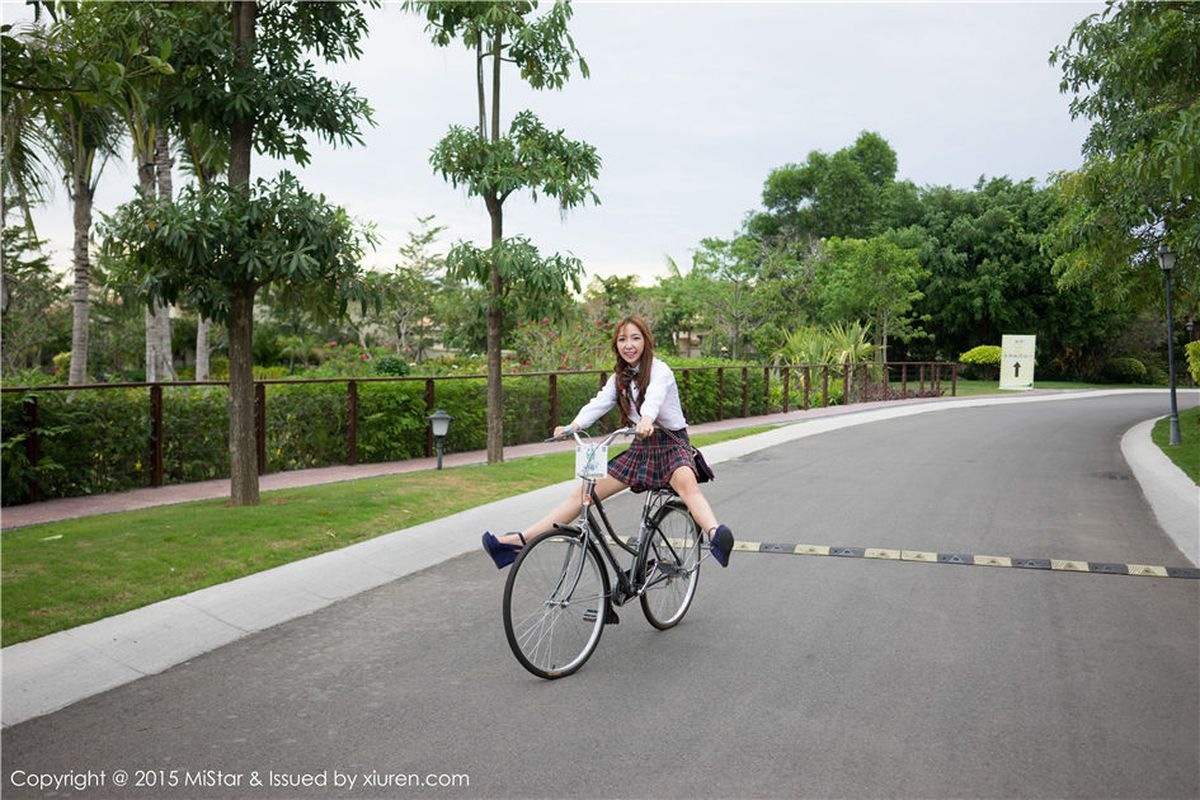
xmin=575 ymin=443 xmax=608 ymax=479
xmin=1000 ymin=334 xmax=1036 ymax=390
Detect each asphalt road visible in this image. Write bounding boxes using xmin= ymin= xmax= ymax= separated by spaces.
xmin=3 ymin=393 xmax=1197 ymax=799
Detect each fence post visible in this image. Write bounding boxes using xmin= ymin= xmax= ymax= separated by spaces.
xmin=150 ymin=384 xmax=164 ymax=487
xmin=951 ymin=363 xmax=958 ymax=397
xmin=822 ymin=365 xmax=830 ymax=407
xmin=741 ymin=366 xmax=748 ymax=418
xmin=255 ymin=383 xmax=266 ymax=475
xmin=843 ymin=361 xmax=851 ymax=406
xmin=782 ymin=367 xmax=790 ymax=413
xmin=548 ymin=373 xmax=558 ymax=435
xmin=425 ymin=378 xmax=435 ymax=458
xmin=803 ymin=366 xmax=811 ymax=410
xmin=682 ymin=369 xmax=690 ymax=412
xmin=762 ymin=367 xmax=770 ymax=415
xmin=902 ymin=363 xmax=908 ymax=396
xmin=717 ymin=367 xmax=725 ymax=421
xmin=347 ymin=380 xmax=358 ymax=465
xmin=883 ymin=362 xmax=890 ymax=401
xmin=24 ymin=395 xmax=39 ymax=503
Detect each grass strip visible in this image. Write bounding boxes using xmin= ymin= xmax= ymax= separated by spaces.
xmin=0 ymin=426 xmax=776 ymax=646
xmin=1151 ymin=405 xmax=1199 ymax=485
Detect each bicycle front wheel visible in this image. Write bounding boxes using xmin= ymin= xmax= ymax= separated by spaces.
xmin=503 ymin=530 xmax=610 ymax=679
xmin=640 ymin=502 xmax=702 ymax=630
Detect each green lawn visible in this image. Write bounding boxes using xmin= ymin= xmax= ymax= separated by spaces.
xmin=1151 ymin=405 xmax=1200 ymax=484
xmin=0 ymin=425 xmax=776 ymax=646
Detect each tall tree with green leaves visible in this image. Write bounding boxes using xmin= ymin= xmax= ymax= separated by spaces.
xmin=409 ymin=0 xmax=600 ymax=463
xmin=374 ymin=215 xmax=446 ymax=361
xmin=690 ymin=236 xmax=766 ymax=360
xmin=749 ymin=131 xmax=919 ymax=246
xmin=1049 ymin=1 xmax=1198 ymax=314
xmin=102 ymin=1 xmax=376 ymax=505
xmin=813 ymin=236 xmax=927 ymax=362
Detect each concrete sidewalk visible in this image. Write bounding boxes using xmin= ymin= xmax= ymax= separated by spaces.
xmin=2 ymin=388 xmax=1195 ymax=729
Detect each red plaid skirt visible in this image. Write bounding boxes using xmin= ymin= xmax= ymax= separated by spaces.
xmin=608 ymin=428 xmax=697 ymax=493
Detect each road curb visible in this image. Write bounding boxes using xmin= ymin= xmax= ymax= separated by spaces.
xmin=2 ymin=389 xmax=1195 ymax=728
xmin=1121 ymin=416 xmax=1199 ymax=567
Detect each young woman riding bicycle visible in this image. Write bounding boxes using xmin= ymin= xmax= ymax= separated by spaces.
xmin=482 ymin=315 xmax=735 ymax=569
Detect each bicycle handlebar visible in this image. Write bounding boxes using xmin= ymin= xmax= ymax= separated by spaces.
xmin=542 ymin=426 xmax=637 ymax=445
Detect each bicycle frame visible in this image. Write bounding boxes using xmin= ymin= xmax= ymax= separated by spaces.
xmin=552 ymin=427 xmax=695 ymax=606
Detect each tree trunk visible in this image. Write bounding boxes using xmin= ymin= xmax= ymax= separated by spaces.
xmin=482 ymin=26 xmax=505 ymax=464
xmin=138 ymin=142 xmax=163 ymax=382
xmin=484 ymin=194 xmax=504 ymax=464
xmin=196 ymin=317 xmax=211 ymax=380
xmin=228 ymin=281 xmax=258 ymax=505
xmin=476 ymin=38 xmax=486 ymax=139
xmin=68 ymin=154 xmax=92 ymax=386
xmin=227 ymin=0 xmax=258 ymax=504
xmin=151 ymin=128 xmax=176 ymax=380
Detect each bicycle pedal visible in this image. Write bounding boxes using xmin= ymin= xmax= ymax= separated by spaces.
xmin=583 ymin=607 xmax=620 ymax=625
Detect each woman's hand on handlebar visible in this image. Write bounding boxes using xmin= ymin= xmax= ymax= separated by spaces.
xmin=552 ymin=424 xmax=577 ymax=439
xmin=634 ymin=417 xmax=654 ymax=439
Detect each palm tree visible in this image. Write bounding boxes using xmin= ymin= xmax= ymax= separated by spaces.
xmin=49 ymin=97 xmax=123 ymax=385
xmin=176 ymin=121 xmax=229 ymax=381
xmin=15 ymin=16 xmax=125 ymax=385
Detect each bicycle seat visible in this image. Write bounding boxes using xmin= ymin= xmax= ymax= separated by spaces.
xmin=654 ymin=486 xmax=679 ymax=497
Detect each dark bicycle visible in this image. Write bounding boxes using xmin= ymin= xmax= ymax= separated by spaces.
xmin=502 ymin=426 xmax=708 ymax=679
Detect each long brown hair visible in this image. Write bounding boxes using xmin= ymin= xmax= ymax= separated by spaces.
xmin=612 ymin=316 xmax=655 ymax=424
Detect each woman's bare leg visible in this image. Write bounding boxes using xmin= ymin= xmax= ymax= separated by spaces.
xmin=668 ymin=466 xmax=718 ymax=534
xmin=493 ymin=476 xmax=628 ymax=546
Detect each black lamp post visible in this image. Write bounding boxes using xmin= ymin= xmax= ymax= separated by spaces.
xmin=428 ymin=407 xmax=454 ymax=469
xmin=1157 ymin=244 xmax=1182 ymax=446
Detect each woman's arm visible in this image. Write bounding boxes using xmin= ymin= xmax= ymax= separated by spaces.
xmin=638 ymin=360 xmax=675 ymax=425
xmin=569 ymin=374 xmax=618 ymax=431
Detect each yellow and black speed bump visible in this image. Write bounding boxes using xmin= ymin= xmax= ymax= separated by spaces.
xmin=742 ymin=541 xmax=1200 ymax=581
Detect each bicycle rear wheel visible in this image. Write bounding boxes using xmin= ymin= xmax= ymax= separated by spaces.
xmin=639 ymin=502 xmax=702 ymax=630
xmin=503 ymin=530 xmax=610 ymax=679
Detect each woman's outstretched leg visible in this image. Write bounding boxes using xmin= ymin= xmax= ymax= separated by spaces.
xmin=492 ymin=476 xmax=627 ymax=547
xmin=668 ymin=466 xmax=734 ymax=567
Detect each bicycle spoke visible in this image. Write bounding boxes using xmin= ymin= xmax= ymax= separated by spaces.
xmin=504 ymin=532 xmax=607 ymax=678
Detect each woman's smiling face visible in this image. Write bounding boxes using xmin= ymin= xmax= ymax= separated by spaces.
xmin=616 ymin=322 xmax=645 ymax=364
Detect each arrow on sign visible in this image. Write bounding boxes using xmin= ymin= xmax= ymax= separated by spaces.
xmin=1013 ymin=362 xmax=1021 ymax=377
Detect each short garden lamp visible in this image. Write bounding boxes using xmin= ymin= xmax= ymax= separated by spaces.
xmin=428 ymin=407 xmax=454 ymax=469
xmin=1157 ymin=244 xmax=1182 ymax=446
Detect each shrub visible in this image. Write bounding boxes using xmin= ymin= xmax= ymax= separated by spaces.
xmin=372 ymin=355 xmax=411 ymax=377
xmin=209 ymin=356 xmax=230 ymax=380
xmin=1 ymin=387 xmax=150 ymax=505
xmin=959 ymin=345 xmax=1001 ymax=380
xmin=1186 ymin=341 xmax=1200 ymax=386
xmin=1099 ymin=356 xmax=1149 ymax=384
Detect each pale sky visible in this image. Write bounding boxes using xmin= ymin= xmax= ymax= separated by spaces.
xmin=8 ymin=0 xmax=1102 ymax=286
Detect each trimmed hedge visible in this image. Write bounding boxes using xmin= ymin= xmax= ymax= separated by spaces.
xmin=1186 ymin=341 xmax=1200 ymax=386
xmin=0 ymin=362 xmax=947 ymax=506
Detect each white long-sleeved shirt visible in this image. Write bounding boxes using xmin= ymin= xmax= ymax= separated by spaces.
xmin=570 ymin=357 xmax=688 ymax=431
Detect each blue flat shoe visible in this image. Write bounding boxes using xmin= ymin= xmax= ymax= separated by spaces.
xmin=709 ymin=524 xmax=734 ymax=568
xmin=482 ymin=531 xmax=525 ymax=569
